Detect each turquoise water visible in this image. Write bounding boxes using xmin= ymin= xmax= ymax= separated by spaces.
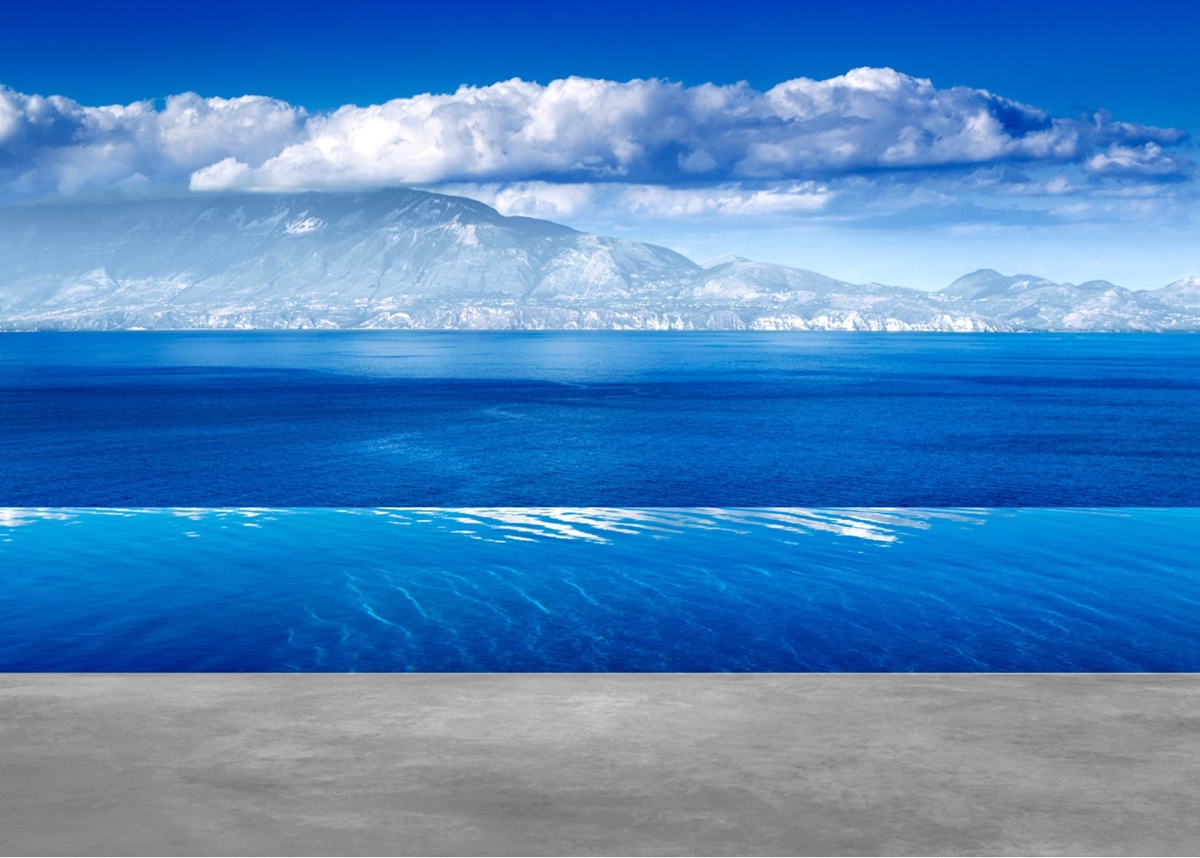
xmin=2 ymin=507 xmax=1196 ymax=671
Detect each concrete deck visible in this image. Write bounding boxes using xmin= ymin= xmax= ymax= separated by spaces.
xmin=1 ymin=674 xmax=1198 ymax=855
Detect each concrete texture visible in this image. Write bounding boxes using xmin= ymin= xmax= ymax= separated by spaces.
xmin=1 ymin=674 xmax=1198 ymax=856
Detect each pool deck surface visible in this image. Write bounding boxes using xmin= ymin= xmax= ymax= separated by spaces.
xmin=1 ymin=673 xmax=1198 ymax=856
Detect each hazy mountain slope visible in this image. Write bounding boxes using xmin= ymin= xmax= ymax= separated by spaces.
xmin=941 ymin=270 xmax=1200 ymax=331
xmin=0 ymin=190 xmax=1194 ymax=330
xmin=0 ymin=190 xmax=689 ymax=328
xmin=1151 ymin=277 xmax=1200 ymax=327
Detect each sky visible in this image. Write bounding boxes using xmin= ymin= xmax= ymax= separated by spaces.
xmin=2 ymin=0 xmax=1197 ymax=289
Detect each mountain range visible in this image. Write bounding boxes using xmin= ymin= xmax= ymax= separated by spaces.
xmin=0 ymin=188 xmax=1196 ymax=331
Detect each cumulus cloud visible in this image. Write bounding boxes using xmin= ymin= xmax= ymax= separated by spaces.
xmin=185 ymin=69 xmax=1190 ymax=191
xmin=0 ymin=86 xmax=305 ymax=197
xmin=0 ymin=70 xmax=1193 ymax=220
xmin=1085 ymin=142 xmax=1191 ymax=179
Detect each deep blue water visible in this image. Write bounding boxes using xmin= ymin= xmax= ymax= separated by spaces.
xmin=1 ymin=332 xmax=1199 ymax=506
xmin=1 ymin=507 xmax=1197 ymax=672
xmin=2 ymin=332 xmax=1198 ymax=672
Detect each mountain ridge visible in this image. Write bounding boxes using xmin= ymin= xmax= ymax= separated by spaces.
xmin=0 ymin=189 xmax=1196 ymax=331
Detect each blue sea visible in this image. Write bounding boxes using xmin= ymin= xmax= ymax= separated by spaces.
xmin=1 ymin=332 xmax=1198 ymax=671
xmin=2 ymin=506 xmax=1197 ymax=672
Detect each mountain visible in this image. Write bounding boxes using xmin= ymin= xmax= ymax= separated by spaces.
xmin=0 ymin=189 xmax=1195 ymax=331
xmin=939 ymin=270 xmax=1200 ymax=332
xmin=1154 ymin=276 xmax=1200 ymax=313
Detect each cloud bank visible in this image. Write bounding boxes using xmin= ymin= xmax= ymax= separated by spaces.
xmin=0 ymin=69 xmax=1193 ymax=228
xmin=188 ymin=70 xmax=1187 ymax=189
xmin=0 ymin=88 xmax=305 ymax=196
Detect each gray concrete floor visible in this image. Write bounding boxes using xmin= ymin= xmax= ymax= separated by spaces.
xmin=1 ymin=674 xmax=1198 ymax=856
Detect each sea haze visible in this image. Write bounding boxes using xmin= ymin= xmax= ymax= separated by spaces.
xmin=1 ymin=331 xmax=1198 ymax=506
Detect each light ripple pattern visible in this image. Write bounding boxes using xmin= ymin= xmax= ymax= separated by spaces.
xmin=0 ymin=507 xmax=1197 ymax=672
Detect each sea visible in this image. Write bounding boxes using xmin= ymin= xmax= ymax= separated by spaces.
xmin=1 ymin=331 xmax=1198 ymax=671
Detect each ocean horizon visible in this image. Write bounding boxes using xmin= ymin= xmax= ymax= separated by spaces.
xmin=3 ymin=331 xmax=1199 ymax=507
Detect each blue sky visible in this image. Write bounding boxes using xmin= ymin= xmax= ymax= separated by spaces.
xmin=2 ymin=0 xmax=1197 ymax=288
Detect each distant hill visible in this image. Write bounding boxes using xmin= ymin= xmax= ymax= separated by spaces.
xmin=940 ymin=269 xmax=1200 ymax=332
xmin=0 ymin=189 xmax=1195 ymax=331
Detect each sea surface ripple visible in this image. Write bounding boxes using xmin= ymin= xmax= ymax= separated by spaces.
xmin=1 ymin=506 xmax=1196 ymax=672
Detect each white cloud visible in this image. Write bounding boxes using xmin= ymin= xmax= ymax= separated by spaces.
xmin=190 ymin=69 xmax=1181 ymax=191
xmin=0 ymin=86 xmax=305 ymax=197
xmin=1085 ymin=142 xmax=1191 ymax=178
xmin=438 ymin=181 xmax=598 ymax=219
xmin=0 ymin=71 xmax=1193 ymax=226
xmin=444 ymin=180 xmax=833 ymax=220
xmin=617 ymin=183 xmax=833 ymax=217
